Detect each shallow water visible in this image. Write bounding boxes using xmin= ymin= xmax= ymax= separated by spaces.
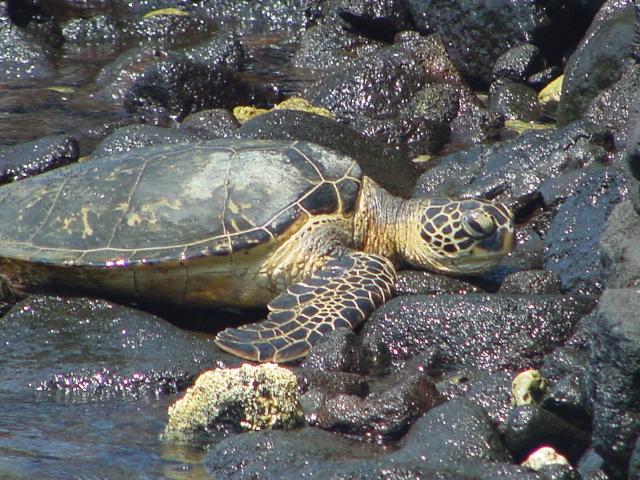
xmin=0 ymin=392 xmax=211 ymax=479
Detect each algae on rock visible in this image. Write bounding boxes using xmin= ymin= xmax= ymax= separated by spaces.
xmin=163 ymin=363 xmax=303 ymax=440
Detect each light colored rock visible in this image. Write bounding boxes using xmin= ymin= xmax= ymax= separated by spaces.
xmin=511 ymin=369 xmax=549 ymax=406
xmin=163 ymin=363 xmax=303 ymax=440
xmin=522 ymin=446 xmax=570 ymax=471
xmin=538 ymin=75 xmax=563 ymax=104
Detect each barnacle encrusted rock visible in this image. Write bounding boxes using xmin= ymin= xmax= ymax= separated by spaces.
xmin=163 ymin=363 xmax=303 ymax=440
xmin=511 ymin=369 xmax=549 ymax=407
xmin=522 ymin=446 xmax=570 ymax=471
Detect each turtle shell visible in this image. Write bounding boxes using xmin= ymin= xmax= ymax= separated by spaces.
xmin=0 ymin=140 xmax=363 ymax=306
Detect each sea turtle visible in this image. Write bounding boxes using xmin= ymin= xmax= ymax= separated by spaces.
xmin=0 ymin=139 xmax=515 ymax=362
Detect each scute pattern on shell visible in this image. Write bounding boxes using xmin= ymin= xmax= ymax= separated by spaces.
xmin=0 ymin=140 xmax=363 ymax=268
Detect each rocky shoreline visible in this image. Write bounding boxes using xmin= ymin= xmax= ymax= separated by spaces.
xmin=1 ymin=0 xmax=640 ymax=478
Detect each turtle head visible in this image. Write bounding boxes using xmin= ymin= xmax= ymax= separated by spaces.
xmin=400 ymin=198 xmax=515 ymax=275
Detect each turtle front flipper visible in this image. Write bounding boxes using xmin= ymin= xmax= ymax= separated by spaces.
xmin=214 ymin=252 xmax=396 ymax=363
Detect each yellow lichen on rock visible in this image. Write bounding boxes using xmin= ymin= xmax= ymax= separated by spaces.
xmin=143 ymin=8 xmax=189 ymax=19
xmin=511 ymin=369 xmax=549 ymax=407
xmin=233 ymin=97 xmax=333 ymax=124
xmin=273 ymin=97 xmax=333 ymax=118
xmin=504 ymin=119 xmax=555 ymax=134
xmin=163 ymin=363 xmax=303 ymax=440
xmin=538 ymin=75 xmax=563 ymax=104
xmin=232 ymin=106 xmax=269 ymax=123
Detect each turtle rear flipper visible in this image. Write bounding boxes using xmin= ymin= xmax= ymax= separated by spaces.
xmin=214 ymin=252 xmax=396 ymax=363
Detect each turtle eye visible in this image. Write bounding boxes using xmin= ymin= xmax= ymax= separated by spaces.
xmin=461 ymin=211 xmax=496 ymax=239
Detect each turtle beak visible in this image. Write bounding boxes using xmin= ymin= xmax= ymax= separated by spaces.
xmin=499 ymin=223 xmax=516 ymax=255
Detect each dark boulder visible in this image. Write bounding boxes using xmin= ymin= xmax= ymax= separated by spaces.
xmin=498 ymin=270 xmax=562 ymax=295
xmin=0 ymin=135 xmax=79 ymax=184
xmin=437 ymin=370 xmax=513 ymax=424
xmin=179 ymin=108 xmax=240 ymax=138
xmin=493 ymin=43 xmax=545 ymax=83
xmin=310 ymin=366 xmax=443 ymax=440
xmin=488 ymin=78 xmax=542 ymax=121
xmin=235 ymin=108 xmax=419 ymax=197
xmin=204 ymin=427 xmax=383 ymax=479
xmin=600 ymin=200 xmax=640 ymax=289
xmin=361 ymin=294 xmax=594 ymax=372
xmin=558 ymin=0 xmax=638 ymax=125
xmin=88 ymin=124 xmax=201 ymax=159
xmin=585 ymin=289 xmax=640 ymax=478
xmin=543 ymin=166 xmax=627 ymax=296
xmin=414 ymin=121 xmax=612 ymax=210
xmin=393 ymin=398 xmax=511 ymax=465
xmin=0 ymin=295 xmax=236 ymax=400
xmin=406 ymin=0 xmax=552 ymax=88
xmin=293 ymin=23 xmax=383 ymax=72
xmin=304 ymin=44 xmax=425 ymax=131
xmin=0 ymin=3 xmax=56 ymax=82
xmin=585 ymin=63 xmax=640 ymax=149
xmin=395 ymin=270 xmax=483 ymax=296
xmin=504 ymin=404 xmax=591 ymax=464
xmin=326 ymin=0 xmax=414 ymax=42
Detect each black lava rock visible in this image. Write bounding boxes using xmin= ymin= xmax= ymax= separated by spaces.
xmin=406 ymin=0 xmax=552 ymax=88
xmin=179 ymin=108 xmax=240 ymax=138
xmin=541 ymin=373 xmax=592 ymax=432
xmin=493 ymin=43 xmax=545 ymax=83
xmin=361 ymin=294 xmax=594 ymax=372
xmin=0 ymin=295 xmax=236 ymax=400
xmin=413 ymin=121 xmax=611 ymax=210
xmin=543 ymin=166 xmax=627 ymax=296
xmin=235 ymin=108 xmax=419 ymax=197
xmin=301 ymin=328 xmax=368 ymax=374
xmin=175 ymin=31 xmax=246 ymax=71
xmin=437 ymin=370 xmax=513 ymax=424
xmin=585 ymin=289 xmax=640 ymax=478
xmin=585 ymin=63 xmax=640 ymax=149
xmin=558 ymin=0 xmax=638 ymax=125
xmin=498 ymin=270 xmax=562 ymax=295
xmin=204 ymin=427 xmax=384 ymax=479
xmin=488 ymin=78 xmax=542 ymax=121
xmin=578 ymin=448 xmax=609 ymax=480
xmin=0 ymin=135 xmax=79 ymax=184
xmin=328 ymin=0 xmax=414 ymax=42
xmin=193 ymin=0 xmax=322 ymax=36
xmin=393 ymin=398 xmax=510 ymax=465
xmin=296 ymin=369 xmax=369 ymax=398
xmin=88 ymin=124 xmax=201 ymax=159
xmin=293 ymin=22 xmax=383 ymax=72
xmin=311 ymin=367 xmax=443 ymax=440
xmin=395 ymin=270 xmax=483 ymax=296
xmin=0 ymin=3 xmax=55 ymax=82
xmin=600 ymin=200 xmax=640 ymax=289
xmin=304 ymin=44 xmax=425 ymax=128
xmin=504 ymin=405 xmax=591 ymax=464
xmin=122 ymin=58 xmax=256 ymax=123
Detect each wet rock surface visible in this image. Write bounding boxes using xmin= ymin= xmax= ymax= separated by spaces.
xmin=558 ymin=0 xmax=637 ymax=125
xmin=0 ymin=295 xmax=234 ymax=399
xmin=543 ymin=166 xmax=627 ymax=295
xmin=413 ymin=121 xmax=612 ymax=209
xmin=1 ymin=0 xmax=640 ymax=477
xmin=586 ymin=289 xmax=640 ymax=478
xmin=504 ymin=404 xmax=592 ymax=464
xmin=0 ymin=134 xmax=79 ymax=184
xmin=361 ymin=294 xmax=594 ymax=372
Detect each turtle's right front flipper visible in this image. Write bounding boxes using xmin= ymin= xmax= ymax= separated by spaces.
xmin=214 ymin=252 xmax=396 ymax=363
